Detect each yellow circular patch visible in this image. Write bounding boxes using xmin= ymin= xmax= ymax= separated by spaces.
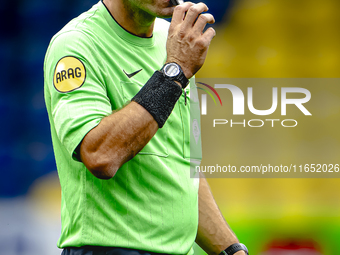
xmin=53 ymin=56 xmax=86 ymax=93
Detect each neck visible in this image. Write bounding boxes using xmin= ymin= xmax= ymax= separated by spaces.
xmin=103 ymin=0 xmax=155 ymax=38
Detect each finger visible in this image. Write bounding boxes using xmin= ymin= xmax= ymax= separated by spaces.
xmin=193 ymin=13 xmax=215 ymax=34
xmin=171 ymin=2 xmax=195 ymax=26
xmin=202 ymin=27 xmax=216 ymax=43
xmin=182 ymin=3 xmax=209 ymax=29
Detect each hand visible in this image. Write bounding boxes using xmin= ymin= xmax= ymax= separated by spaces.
xmin=166 ymin=2 xmax=216 ymax=79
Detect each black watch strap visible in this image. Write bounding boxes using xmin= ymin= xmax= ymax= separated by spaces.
xmin=220 ymin=243 xmax=248 ymax=255
xmin=175 ymin=71 xmax=189 ymax=88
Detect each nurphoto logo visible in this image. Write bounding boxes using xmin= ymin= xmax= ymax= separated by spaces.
xmin=197 ymin=82 xmax=312 ymax=128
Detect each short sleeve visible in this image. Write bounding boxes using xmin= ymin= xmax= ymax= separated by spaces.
xmin=44 ymin=30 xmax=112 ymax=161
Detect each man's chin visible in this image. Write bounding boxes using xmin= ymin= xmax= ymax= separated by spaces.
xmin=156 ymin=7 xmax=175 ymax=18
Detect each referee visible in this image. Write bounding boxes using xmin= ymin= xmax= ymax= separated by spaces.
xmin=44 ymin=1 xmax=248 ymax=255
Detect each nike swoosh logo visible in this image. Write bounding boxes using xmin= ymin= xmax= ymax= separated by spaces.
xmin=123 ymin=69 xmax=143 ymax=78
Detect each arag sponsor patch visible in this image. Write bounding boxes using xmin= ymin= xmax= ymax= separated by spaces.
xmin=53 ymin=56 xmax=86 ymax=93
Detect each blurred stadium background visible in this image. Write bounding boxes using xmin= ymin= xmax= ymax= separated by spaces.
xmin=1 ymin=0 xmax=339 ymax=254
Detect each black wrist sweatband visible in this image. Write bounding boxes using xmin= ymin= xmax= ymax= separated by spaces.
xmin=131 ymin=71 xmax=183 ymax=128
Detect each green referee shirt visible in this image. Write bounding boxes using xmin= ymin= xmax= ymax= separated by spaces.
xmin=44 ymin=1 xmax=202 ymax=254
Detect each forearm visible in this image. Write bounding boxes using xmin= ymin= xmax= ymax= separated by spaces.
xmin=80 ymin=101 xmax=158 ymax=179
xmin=196 ymin=176 xmax=245 ymax=255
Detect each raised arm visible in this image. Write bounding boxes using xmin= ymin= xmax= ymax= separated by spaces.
xmin=79 ymin=2 xmax=215 ymax=179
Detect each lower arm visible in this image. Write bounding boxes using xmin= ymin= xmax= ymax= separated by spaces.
xmin=80 ymin=101 xmax=158 ymax=179
xmin=196 ymin=177 xmax=241 ymax=255
xmin=80 ymin=71 xmax=183 ymax=179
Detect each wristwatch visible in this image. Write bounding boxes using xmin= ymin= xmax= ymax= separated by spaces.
xmin=161 ymin=62 xmax=189 ymax=88
xmin=220 ymin=243 xmax=249 ymax=255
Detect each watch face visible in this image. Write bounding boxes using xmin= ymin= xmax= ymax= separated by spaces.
xmin=164 ymin=63 xmax=180 ymax=77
